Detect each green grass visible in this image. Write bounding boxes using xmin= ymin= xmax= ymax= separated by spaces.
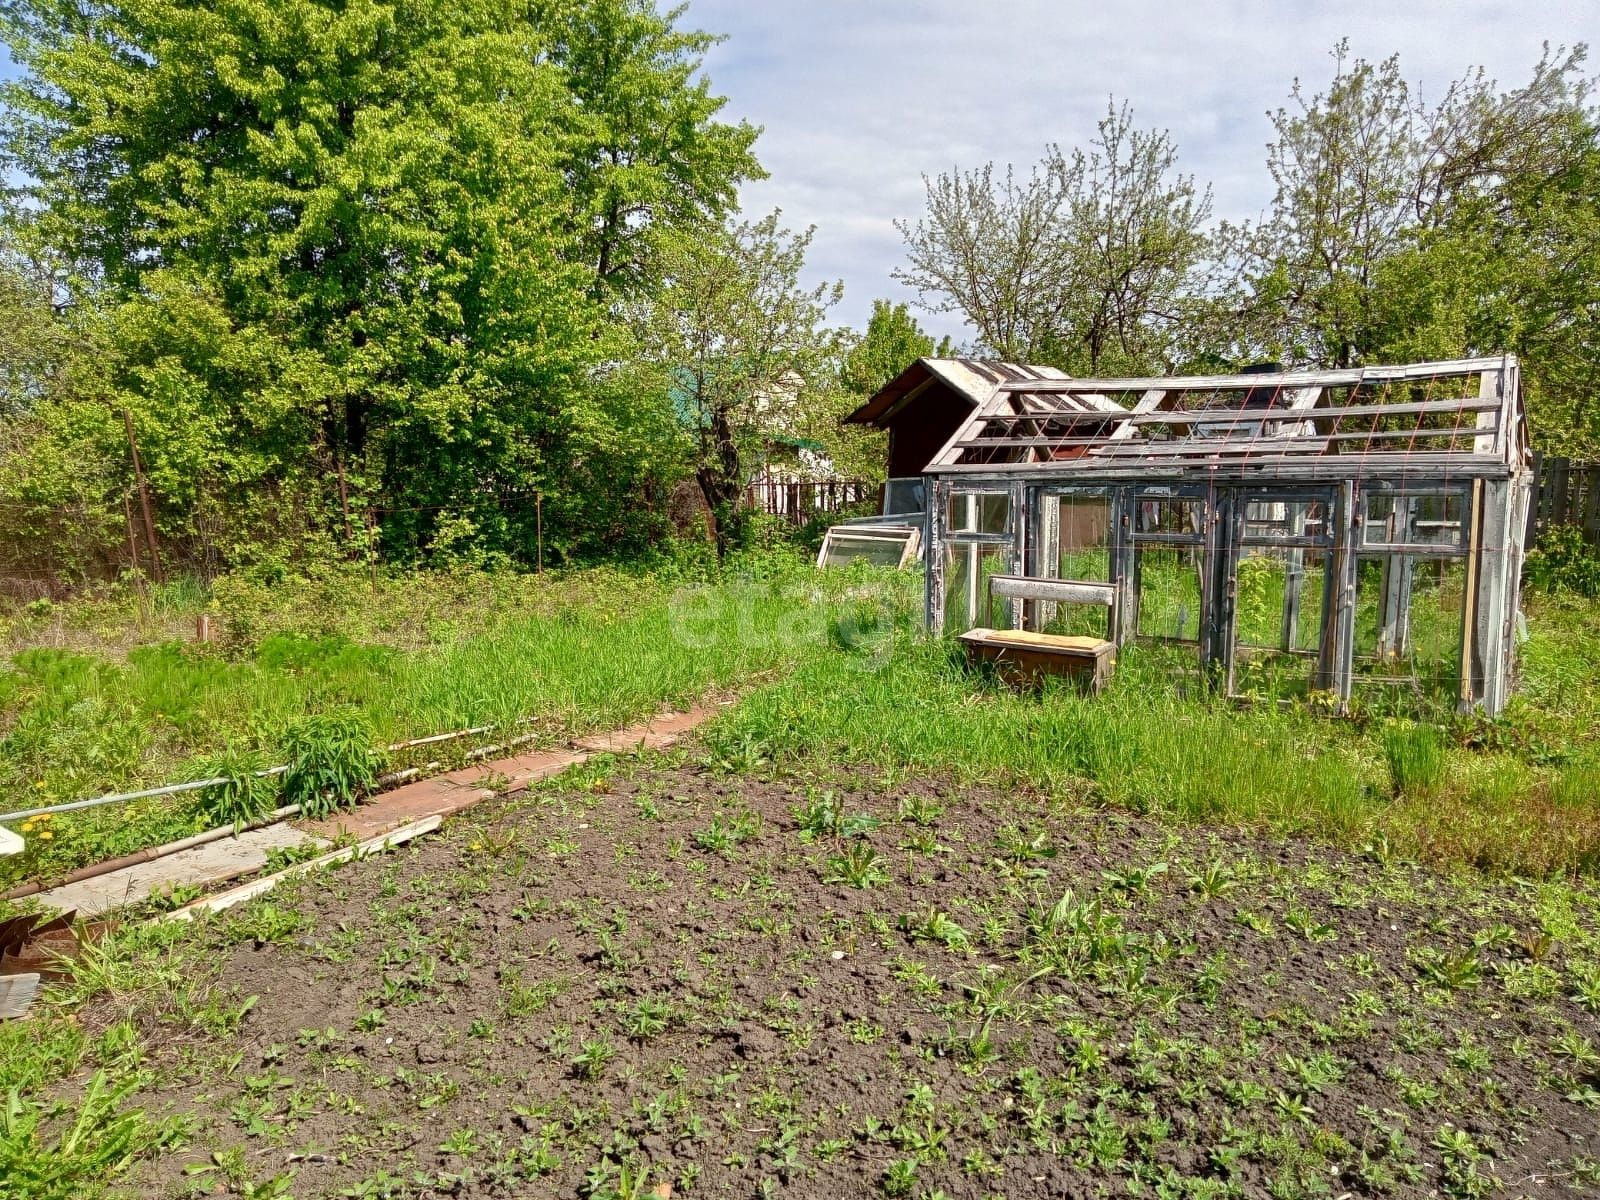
xmin=0 ymin=559 xmax=921 ymax=888
xmin=2 ymin=565 xmax=1599 ymax=1199
xmin=708 ymin=590 xmax=1600 ymax=877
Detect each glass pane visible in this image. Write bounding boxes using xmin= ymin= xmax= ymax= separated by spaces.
xmin=1136 ymin=545 xmax=1204 ymax=641
xmin=1353 ymin=556 xmax=1465 ymax=707
xmin=1135 ymin=495 xmax=1202 ymax=540
xmin=883 ymin=478 xmax=925 ymax=516
xmin=1231 ymin=548 xmax=1328 ymax=702
xmin=1055 ymin=495 xmax=1111 ymax=580
xmin=819 ymin=529 xmax=914 ymax=568
xmin=1363 ymin=491 xmax=1467 ymax=550
xmin=947 ymin=491 xmax=1010 ymax=534
xmin=942 ymin=543 xmax=1010 ymax=633
xmin=1242 ymin=497 xmax=1330 ymax=544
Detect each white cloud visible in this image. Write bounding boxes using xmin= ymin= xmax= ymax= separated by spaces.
xmin=688 ymin=0 xmax=1599 ymax=341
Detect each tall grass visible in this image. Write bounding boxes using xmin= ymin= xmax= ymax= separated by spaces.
xmin=706 ymin=608 xmax=1600 ymax=876
xmin=1382 ymin=723 xmax=1446 ymax=799
xmin=0 ymin=562 xmax=916 ymax=885
xmin=711 ymin=638 xmax=1378 ymax=837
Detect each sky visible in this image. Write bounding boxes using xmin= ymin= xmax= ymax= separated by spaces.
xmin=687 ymin=0 xmax=1600 ymax=341
xmin=4 ymin=2 xmax=1597 ymax=342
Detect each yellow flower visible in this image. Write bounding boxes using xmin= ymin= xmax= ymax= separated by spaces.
xmin=37 ymin=831 xmax=53 ymax=841
xmin=20 ymin=823 xmax=33 ymax=833
xmin=34 ymin=780 xmax=45 ymax=788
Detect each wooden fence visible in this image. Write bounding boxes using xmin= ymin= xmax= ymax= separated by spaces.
xmin=743 ymin=479 xmax=876 ymax=525
xmin=1529 ymin=455 xmax=1600 ymax=548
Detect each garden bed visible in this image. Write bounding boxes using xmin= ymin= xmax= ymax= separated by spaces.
xmin=71 ymin=754 xmax=1600 ymax=1199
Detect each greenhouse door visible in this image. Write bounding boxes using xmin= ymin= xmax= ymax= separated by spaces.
xmin=1216 ymin=487 xmax=1337 ymax=700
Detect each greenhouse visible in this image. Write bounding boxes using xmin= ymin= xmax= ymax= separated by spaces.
xmin=924 ymin=355 xmax=1533 ymax=714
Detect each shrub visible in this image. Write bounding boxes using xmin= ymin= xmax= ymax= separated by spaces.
xmin=1383 ymin=723 xmax=1445 ymax=800
xmin=196 ymin=749 xmax=279 ymax=833
xmin=279 ymin=709 xmax=383 ymax=820
xmin=1524 ymin=525 xmax=1600 ymax=597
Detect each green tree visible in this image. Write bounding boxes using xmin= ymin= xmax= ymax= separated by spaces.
xmin=0 ymin=248 xmax=122 ymax=584
xmin=841 ymin=299 xmax=949 ymax=397
xmin=1 ymin=0 xmax=757 ymax=570
xmin=1217 ymin=42 xmax=1600 ymax=451
xmin=539 ymin=0 xmax=763 ymax=294
xmin=895 ymin=102 xmax=1210 ymax=372
xmin=632 ymin=211 xmax=844 ymax=557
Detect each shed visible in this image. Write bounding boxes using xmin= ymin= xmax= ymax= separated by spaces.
xmin=845 ymin=358 xmax=1105 ymax=485
xmin=923 ymin=355 xmax=1533 ymax=715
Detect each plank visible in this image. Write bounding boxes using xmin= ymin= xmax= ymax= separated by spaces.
xmin=0 ymin=972 xmax=41 ymax=1020
xmin=163 ymin=817 xmax=443 ymax=922
xmin=988 ymin=357 xmax=1509 ymax=394
xmin=988 ymin=575 xmax=1114 ymax=605
xmin=34 ymin=824 xmax=326 ymax=917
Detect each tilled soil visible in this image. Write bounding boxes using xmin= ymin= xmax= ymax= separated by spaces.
xmin=114 ymin=754 xmax=1600 ymax=1199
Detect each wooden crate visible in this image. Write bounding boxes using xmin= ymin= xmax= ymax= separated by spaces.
xmin=958 ymin=627 xmax=1117 ymax=692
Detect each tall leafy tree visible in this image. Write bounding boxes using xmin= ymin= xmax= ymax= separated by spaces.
xmin=840 ymin=299 xmax=952 ymax=397
xmin=538 ymin=0 xmax=763 ymax=294
xmin=632 ymin=211 xmax=843 ymax=557
xmin=895 ymin=103 xmax=1210 ymax=372
xmin=0 ymin=0 xmax=759 ymax=569
xmin=1220 ymin=43 xmax=1600 ymax=451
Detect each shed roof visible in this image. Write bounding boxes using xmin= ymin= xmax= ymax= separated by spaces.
xmin=927 ymin=355 xmax=1531 ymax=482
xmin=843 ymin=358 xmax=1079 ymax=426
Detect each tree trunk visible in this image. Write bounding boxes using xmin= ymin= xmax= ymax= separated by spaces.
xmin=696 ymin=404 xmax=744 ymax=560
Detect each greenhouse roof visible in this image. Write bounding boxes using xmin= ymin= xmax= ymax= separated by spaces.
xmin=927 ymin=355 xmax=1530 ymax=483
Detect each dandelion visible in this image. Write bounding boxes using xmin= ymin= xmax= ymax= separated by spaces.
xmin=38 ymin=831 xmax=54 ymax=841
xmin=20 ymin=822 xmax=34 ymax=834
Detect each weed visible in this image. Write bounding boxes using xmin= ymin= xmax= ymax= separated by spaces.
xmin=573 ymin=1039 xmax=617 ymax=1080
xmin=693 ymin=810 xmax=759 ymax=858
xmin=823 ymin=841 xmax=890 ymax=888
xmin=281 ymin=708 xmax=382 ymax=819
xmin=619 ymin=996 xmax=675 ymax=1042
xmin=897 ymin=795 xmax=943 ymax=827
xmin=1413 ymin=947 xmax=1483 ymax=991
xmin=793 ymin=790 xmax=878 ymax=841
xmin=1101 ymin=860 xmax=1169 ymax=897
xmin=900 ymin=907 xmax=971 ymax=952
xmin=1186 ymin=859 xmax=1239 ymax=899
xmin=197 ymin=748 xmax=280 ymax=832
xmin=0 ymin=1070 xmax=181 ymax=1196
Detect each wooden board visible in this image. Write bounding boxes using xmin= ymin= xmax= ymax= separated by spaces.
xmin=0 ymin=972 xmax=40 ymax=1020
xmin=34 ymin=824 xmax=325 ymax=917
xmin=988 ymin=575 xmax=1114 ymax=606
xmin=959 ymin=628 xmax=1116 ymax=692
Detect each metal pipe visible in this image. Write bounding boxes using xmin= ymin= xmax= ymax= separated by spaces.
xmin=0 ymin=724 xmax=503 ymax=825
xmin=2 ymin=756 xmax=443 ymax=901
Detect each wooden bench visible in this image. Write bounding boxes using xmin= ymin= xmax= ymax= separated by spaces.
xmin=958 ymin=576 xmax=1117 ymax=692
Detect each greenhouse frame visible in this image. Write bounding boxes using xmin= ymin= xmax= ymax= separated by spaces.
xmin=923 ymin=355 xmax=1533 ymax=714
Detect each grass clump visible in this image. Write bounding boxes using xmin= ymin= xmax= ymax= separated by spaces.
xmin=195 ymin=749 xmax=279 ymax=833
xmin=279 ymin=709 xmax=383 ymax=820
xmin=0 ymin=1069 xmax=183 ymax=1199
xmin=1383 ymin=722 xmax=1446 ymax=800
